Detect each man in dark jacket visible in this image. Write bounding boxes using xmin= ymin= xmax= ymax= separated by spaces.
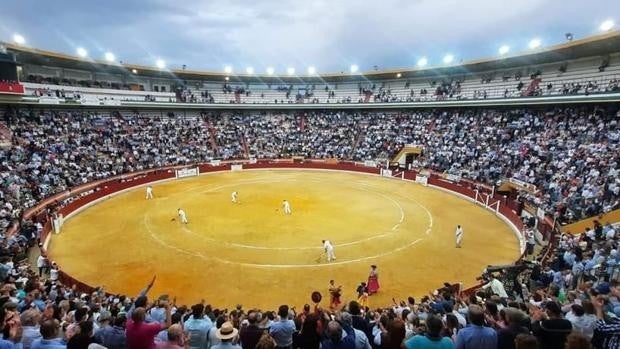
xmin=531 ymin=301 xmax=572 ymax=349
xmin=240 ymin=311 xmax=264 ymax=349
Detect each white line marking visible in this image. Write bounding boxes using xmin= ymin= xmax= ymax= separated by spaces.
xmin=145 ymin=214 xmax=424 ymax=268
xmin=157 ymin=177 xmax=416 ymax=250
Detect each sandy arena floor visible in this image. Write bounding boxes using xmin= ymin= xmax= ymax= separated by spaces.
xmin=49 ymin=170 xmax=520 ymax=309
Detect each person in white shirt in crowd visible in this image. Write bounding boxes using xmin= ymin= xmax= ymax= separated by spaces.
xmin=36 ymin=253 xmax=48 ymax=277
xmin=482 ymin=273 xmax=509 ymax=298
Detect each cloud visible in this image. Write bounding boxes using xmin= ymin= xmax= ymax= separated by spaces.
xmin=1 ymin=0 xmax=616 ymax=71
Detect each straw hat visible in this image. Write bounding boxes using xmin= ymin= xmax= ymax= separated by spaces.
xmin=216 ymin=321 xmax=238 ymax=340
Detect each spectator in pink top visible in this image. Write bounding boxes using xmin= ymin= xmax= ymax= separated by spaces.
xmin=126 ymin=305 xmax=172 ymax=349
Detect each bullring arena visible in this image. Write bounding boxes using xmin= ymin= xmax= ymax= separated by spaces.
xmin=47 ymin=163 xmax=521 ymax=308
xmin=2 ymin=7 xmax=620 ymax=348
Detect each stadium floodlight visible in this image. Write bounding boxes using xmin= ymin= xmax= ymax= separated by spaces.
xmin=76 ymin=47 xmax=88 ymax=58
xmin=246 ymin=67 xmax=254 ymax=74
xmin=287 ymin=67 xmax=295 ymax=76
xmin=266 ymin=67 xmax=275 ymax=75
xmin=224 ymin=76 xmax=230 ymax=81
xmin=104 ymin=52 xmax=115 ymax=63
xmin=131 ymin=69 xmax=138 ymax=74
xmin=350 ymin=64 xmax=359 ymax=73
xmin=443 ymin=54 xmax=454 ymax=64
xmin=224 ymin=66 xmax=233 ymax=74
xmin=396 ymin=73 xmax=402 ymax=78
xmin=155 ymin=59 xmax=166 ymax=69
xmin=307 ymin=66 xmax=316 ymax=75
xmin=12 ymin=33 xmax=25 ymax=45
xmin=498 ymin=45 xmax=510 ymax=56
xmin=417 ymin=57 xmax=428 ymax=67
xmin=528 ymin=38 xmax=542 ymax=49
xmin=600 ymin=19 xmax=614 ymax=32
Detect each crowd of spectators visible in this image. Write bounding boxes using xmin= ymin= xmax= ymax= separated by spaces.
xmin=0 ymin=225 xmax=618 ymax=349
xmin=23 ymin=70 xmax=620 ymax=106
xmin=0 ymin=105 xmax=618 ymax=241
xmin=0 ymin=105 xmax=616 ymax=348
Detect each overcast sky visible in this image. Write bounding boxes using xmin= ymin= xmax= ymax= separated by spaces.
xmin=1 ymin=0 xmax=617 ymax=73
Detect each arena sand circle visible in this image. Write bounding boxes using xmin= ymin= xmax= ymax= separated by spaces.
xmin=49 ymin=169 xmax=520 ymax=309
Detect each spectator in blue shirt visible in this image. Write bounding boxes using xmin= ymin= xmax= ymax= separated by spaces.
xmin=404 ymin=314 xmax=454 ymax=349
xmin=20 ymin=309 xmax=42 ymax=349
xmin=30 ymin=319 xmax=66 ymax=349
xmin=184 ymin=304 xmax=213 ymax=349
xmin=94 ymin=315 xmax=126 ymax=349
xmin=269 ymin=305 xmax=296 ymax=349
xmin=455 ymin=305 xmax=496 ymax=349
xmin=149 ymin=296 xmax=170 ymax=324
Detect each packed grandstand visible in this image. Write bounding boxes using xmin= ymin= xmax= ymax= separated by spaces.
xmin=0 ymin=28 xmax=618 ymax=349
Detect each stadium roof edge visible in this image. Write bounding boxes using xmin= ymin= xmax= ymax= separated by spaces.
xmin=3 ymin=30 xmax=619 ymax=82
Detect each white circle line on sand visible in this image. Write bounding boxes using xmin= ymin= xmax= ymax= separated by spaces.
xmin=144 ymin=213 xmax=425 ymax=268
xmin=170 ymin=177 xmax=406 ymax=226
xmin=153 ymin=177 xmax=420 ymax=250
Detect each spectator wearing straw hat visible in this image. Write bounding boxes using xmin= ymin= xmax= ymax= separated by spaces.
xmin=212 ymin=321 xmax=241 ymax=349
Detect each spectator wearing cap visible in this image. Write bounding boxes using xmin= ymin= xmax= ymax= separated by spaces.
xmin=156 ymin=324 xmax=187 ymax=349
xmin=455 ymin=305 xmax=497 ymax=349
xmin=404 ymin=314 xmax=453 ymax=349
xmin=531 ymin=301 xmax=572 ymax=349
xmin=212 ymin=321 xmax=241 ymax=349
xmin=95 ymin=314 xmax=126 ymax=349
xmin=269 ymin=306 xmax=295 ymax=349
xmin=20 ymin=309 xmax=42 ymax=349
xmin=30 ymin=319 xmax=65 ymax=349
xmin=239 ymin=311 xmax=264 ymax=349
xmin=340 ymin=312 xmax=370 ymax=349
xmin=126 ymin=305 xmax=171 ymax=349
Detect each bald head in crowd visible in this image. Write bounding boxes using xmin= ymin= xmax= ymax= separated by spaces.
xmin=167 ymin=324 xmax=184 ymax=343
xmin=326 ymin=321 xmax=343 ymax=343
